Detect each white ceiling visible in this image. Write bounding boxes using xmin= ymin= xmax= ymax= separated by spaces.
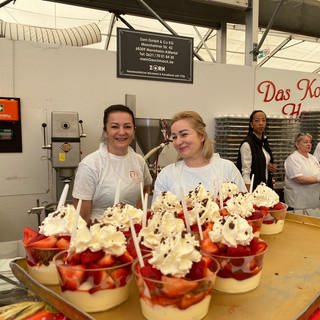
xmin=1 ymin=0 xmax=320 ymax=74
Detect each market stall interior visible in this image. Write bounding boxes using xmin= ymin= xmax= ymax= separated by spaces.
xmin=1 ymin=0 xmax=320 ymax=72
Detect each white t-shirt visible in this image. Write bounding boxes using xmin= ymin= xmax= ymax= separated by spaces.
xmin=72 ymin=143 xmax=152 ymax=219
xmin=153 ymin=153 xmax=247 ymax=201
xmin=284 ymin=150 xmax=320 ymax=209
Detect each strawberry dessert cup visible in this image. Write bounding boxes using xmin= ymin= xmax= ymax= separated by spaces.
xmin=225 ymin=192 xmax=263 ymax=237
xmin=54 ymin=222 xmax=134 ymax=313
xmin=22 ymin=204 xmax=85 ymax=285
xmin=252 ymin=183 xmax=287 ymax=235
xmin=260 ymin=202 xmax=288 ymax=235
xmin=133 ymin=231 xmax=219 ymax=320
xmin=23 ymin=227 xmax=70 ymax=285
xmin=203 ymin=214 xmax=268 ymax=293
xmin=54 ymin=250 xmax=133 ymax=313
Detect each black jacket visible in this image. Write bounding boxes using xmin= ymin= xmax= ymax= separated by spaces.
xmin=237 ymin=131 xmax=274 ymax=190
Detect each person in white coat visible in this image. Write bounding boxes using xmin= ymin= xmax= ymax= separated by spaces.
xmin=153 ymin=111 xmax=246 ymax=201
xmin=313 ymin=142 xmax=320 ymax=162
xmin=284 ymin=133 xmax=320 ymax=211
xmin=72 ymin=104 xmax=152 ymax=222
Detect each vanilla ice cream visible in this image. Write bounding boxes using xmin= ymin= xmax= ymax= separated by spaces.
xmin=27 ymin=261 xmax=59 ymax=285
xmin=140 ymin=295 xmax=211 ymax=320
xmin=60 ymin=280 xmax=132 ymax=312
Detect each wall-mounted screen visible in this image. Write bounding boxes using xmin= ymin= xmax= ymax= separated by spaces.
xmin=0 ymin=97 xmax=22 ymax=152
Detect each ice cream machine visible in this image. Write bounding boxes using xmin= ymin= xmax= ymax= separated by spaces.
xmin=42 ymin=111 xmax=86 ymax=205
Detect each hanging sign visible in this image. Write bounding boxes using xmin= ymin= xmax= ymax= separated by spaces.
xmin=117 ymin=28 xmax=193 ymax=83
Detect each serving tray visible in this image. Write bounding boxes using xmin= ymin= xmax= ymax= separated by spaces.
xmin=11 ymin=213 xmax=320 ymax=320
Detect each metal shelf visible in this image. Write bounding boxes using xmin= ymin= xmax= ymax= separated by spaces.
xmin=214 ymin=115 xmax=300 ymax=185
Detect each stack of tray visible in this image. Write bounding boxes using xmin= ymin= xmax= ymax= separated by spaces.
xmin=299 ymin=111 xmax=320 ymax=153
xmin=214 ymin=115 xmax=300 ymax=187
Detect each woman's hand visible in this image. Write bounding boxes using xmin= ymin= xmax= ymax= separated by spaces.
xmin=268 ymin=163 xmax=278 ymax=173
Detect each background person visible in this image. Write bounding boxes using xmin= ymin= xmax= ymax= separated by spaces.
xmin=313 ymin=142 xmax=320 ymax=162
xmin=72 ymin=104 xmax=152 ymax=222
xmin=153 ymin=111 xmax=246 ymax=200
xmin=284 ymin=133 xmax=320 ymax=211
xmin=237 ymin=110 xmax=277 ymax=191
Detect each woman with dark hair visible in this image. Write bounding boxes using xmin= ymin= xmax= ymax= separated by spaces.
xmin=72 ymin=104 xmax=152 ymax=222
xmin=237 ymin=110 xmax=277 ymax=191
xmin=284 ymin=133 xmax=320 ymax=211
xmin=153 ymin=111 xmax=246 ymax=200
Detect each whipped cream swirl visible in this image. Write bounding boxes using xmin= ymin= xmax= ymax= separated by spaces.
xmin=209 ymin=214 xmax=253 ymax=247
xmin=70 ymin=222 xmax=126 ymax=256
xmin=39 ymin=204 xmax=87 ymax=236
xmin=101 ymin=202 xmax=143 ymax=231
xmin=252 ymin=183 xmax=279 ymax=208
xmin=185 ymin=184 xmax=220 ymax=225
xmin=219 ymin=182 xmax=239 ymax=201
xmin=226 ymin=193 xmax=254 ymax=218
xmin=151 ymin=191 xmax=182 ymax=214
xmin=149 ymin=231 xmax=201 ymax=278
xmin=139 ymin=211 xmax=185 ymax=250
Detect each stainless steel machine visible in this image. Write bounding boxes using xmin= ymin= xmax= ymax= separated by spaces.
xmin=28 ymin=111 xmax=86 ymax=223
xmin=44 ymin=111 xmax=86 ymax=202
xmin=135 ymin=118 xmax=172 ymax=180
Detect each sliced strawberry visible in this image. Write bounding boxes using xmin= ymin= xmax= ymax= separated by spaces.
xmin=90 ymin=269 xmax=115 ymax=289
xmin=140 ymin=263 xmax=162 ymax=280
xmin=272 ymin=202 xmax=285 ymax=210
xmin=250 ymin=237 xmax=268 ymax=254
xmin=186 ymin=259 xmax=206 ymax=280
xmin=219 ymin=208 xmax=229 ymax=216
xmin=80 ymin=249 xmax=105 ymax=265
xmin=161 ymin=276 xmax=198 ymax=298
xmin=23 ymin=227 xmax=39 ymax=246
xmin=110 ymin=267 xmax=130 ymax=286
xmin=178 ymin=291 xmax=207 ymax=310
xmin=56 ymin=237 xmax=70 ymax=250
xmin=66 ymin=252 xmax=82 ymax=265
xmin=202 ymin=222 xmax=213 ymax=239
xmin=28 ymin=236 xmax=57 ymax=248
xmin=58 ymin=264 xmax=86 ymax=291
xmin=250 ymin=210 xmax=263 ymax=220
xmin=200 ymin=238 xmax=218 ymax=254
xmin=227 ymin=245 xmax=251 ymax=257
xmin=126 ymin=237 xmax=137 ymax=259
xmin=97 ymin=253 xmax=116 ymax=267
xmin=118 ymin=251 xmax=134 ymax=264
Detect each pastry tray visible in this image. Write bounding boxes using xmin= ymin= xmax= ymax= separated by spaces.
xmin=10 ymin=213 xmax=320 ymax=320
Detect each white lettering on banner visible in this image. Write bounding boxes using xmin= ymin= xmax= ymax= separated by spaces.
xmin=256 ymin=77 xmax=320 ymax=117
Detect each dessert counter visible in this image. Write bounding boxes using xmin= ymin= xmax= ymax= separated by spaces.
xmin=11 ymin=213 xmax=320 ymax=320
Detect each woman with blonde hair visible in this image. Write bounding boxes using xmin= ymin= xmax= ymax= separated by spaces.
xmin=284 ymin=132 xmax=320 ymax=211
xmin=153 ymin=111 xmax=246 ymax=200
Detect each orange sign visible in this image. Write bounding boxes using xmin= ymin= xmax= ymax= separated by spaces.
xmin=0 ymin=99 xmax=19 ymax=121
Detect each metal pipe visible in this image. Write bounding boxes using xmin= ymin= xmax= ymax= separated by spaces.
xmin=0 ymin=0 xmax=14 ymax=9
xmin=253 ymin=0 xmax=285 ymax=56
xmin=115 ymin=13 xmax=135 ymax=29
xmin=135 ymin=0 xmax=203 ymax=61
xmin=104 ymin=12 xmax=116 ymax=50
